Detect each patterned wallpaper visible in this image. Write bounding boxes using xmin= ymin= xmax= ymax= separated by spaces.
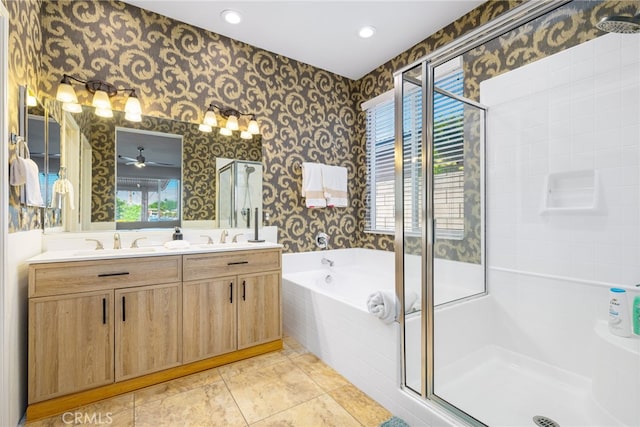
xmin=10 ymin=0 xmax=632 ymax=259
xmin=7 ymin=0 xmax=43 ymax=232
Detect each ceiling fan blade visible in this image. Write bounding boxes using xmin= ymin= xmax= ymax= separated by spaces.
xmin=118 ymin=155 xmax=138 ymax=162
xmin=146 ymin=161 xmax=174 ymax=166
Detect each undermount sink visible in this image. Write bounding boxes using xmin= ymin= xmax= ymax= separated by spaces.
xmin=72 ymin=247 xmax=158 ymax=257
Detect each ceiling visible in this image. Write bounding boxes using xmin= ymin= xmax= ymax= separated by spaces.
xmin=123 ymin=0 xmax=484 ymax=80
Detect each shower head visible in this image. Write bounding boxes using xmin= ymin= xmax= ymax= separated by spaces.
xmin=245 ymin=165 xmax=256 ymax=175
xmin=596 ymin=14 xmax=640 ymax=34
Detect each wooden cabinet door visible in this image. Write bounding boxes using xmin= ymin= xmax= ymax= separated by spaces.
xmin=237 ymin=272 xmax=281 ymax=349
xmin=115 ymin=283 xmax=181 ymax=381
xmin=183 ymin=277 xmax=237 ymax=363
xmin=28 ymin=291 xmax=114 ymax=403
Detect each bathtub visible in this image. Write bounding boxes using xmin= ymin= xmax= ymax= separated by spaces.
xmin=282 ymin=248 xmax=479 ymax=426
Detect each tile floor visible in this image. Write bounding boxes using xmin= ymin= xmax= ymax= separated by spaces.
xmin=26 ymin=335 xmax=392 ymax=427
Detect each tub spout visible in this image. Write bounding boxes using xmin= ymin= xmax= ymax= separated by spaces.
xmin=321 ymin=257 xmax=334 ymax=267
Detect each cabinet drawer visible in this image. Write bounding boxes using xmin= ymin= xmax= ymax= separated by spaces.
xmin=29 ymin=256 xmax=182 ymax=297
xmin=183 ymin=249 xmax=281 ymax=281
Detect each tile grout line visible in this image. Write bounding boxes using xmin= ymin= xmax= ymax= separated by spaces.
xmin=220 ymin=369 xmax=251 ymax=427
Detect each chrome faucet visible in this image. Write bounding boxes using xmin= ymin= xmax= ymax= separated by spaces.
xmin=113 ymin=232 xmax=121 ymax=249
xmin=321 ymin=257 xmax=334 ymax=267
xmin=85 ymin=238 xmax=104 ymax=250
xmin=220 ymin=229 xmax=228 ymax=244
xmin=201 ymin=235 xmax=214 ymax=245
xmin=131 ymin=237 xmax=146 ymax=248
xmin=232 ymin=233 xmax=244 ymax=243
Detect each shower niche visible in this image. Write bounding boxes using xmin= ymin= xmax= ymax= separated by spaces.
xmin=216 ymin=159 xmax=263 ymax=229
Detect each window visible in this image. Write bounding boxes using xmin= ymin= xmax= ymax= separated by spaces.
xmin=364 ymin=66 xmax=465 ymax=238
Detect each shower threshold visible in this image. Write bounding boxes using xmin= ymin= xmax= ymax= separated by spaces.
xmin=434 ymin=345 xmax=621 ymax=427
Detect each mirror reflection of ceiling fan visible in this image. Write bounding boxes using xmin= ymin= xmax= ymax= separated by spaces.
xmin=118 ymin=146 xmax=173 ymax=168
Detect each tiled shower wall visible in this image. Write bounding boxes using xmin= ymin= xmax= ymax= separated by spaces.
xmin=483 ymin=32 xmax=640 ymax=286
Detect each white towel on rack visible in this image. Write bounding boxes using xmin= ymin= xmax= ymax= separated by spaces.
xmin=301 ymin=162 xmax=326 ymax=208
xmin=10 ymin=139 xmax=29 ymax=186
xmin=322 ymin=165 xmax=348 ymax=207
xmin=51 ymin=178 xmax=75 ymax=210
xmin=23 ymin=158 xmax=43 ymax=207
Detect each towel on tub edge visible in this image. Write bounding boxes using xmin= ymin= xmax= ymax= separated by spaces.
xmin=367 ymin=290 xmax=419 ymax=324
xmin=366 ymin=290 xmax=397 ymax=324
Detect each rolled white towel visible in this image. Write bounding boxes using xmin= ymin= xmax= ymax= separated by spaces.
xmin=404 ymin=291 xmax=418 ymax=314
xmin=366 ymin=290 xmax=397 ymax=324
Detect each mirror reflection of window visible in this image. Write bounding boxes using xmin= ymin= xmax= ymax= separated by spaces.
xmin=115 ymin=128 xmax=182 ymax=229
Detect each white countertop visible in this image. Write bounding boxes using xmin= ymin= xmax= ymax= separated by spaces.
xmin=26 ymin=241 xmax=283 ymax=264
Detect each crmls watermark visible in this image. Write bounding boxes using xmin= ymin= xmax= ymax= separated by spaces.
xmin=62 ymin=412 xmax=113 ymax=425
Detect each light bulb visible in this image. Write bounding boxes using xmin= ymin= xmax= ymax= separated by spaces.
xmin=247 ymin=118 xmax=260 ymax=135
xmin=56 ymin=81 xmax=78 ymax=104
xmin=27 ymin=93 xmax=38 ymax=107
xmin=63 ymin=103 xmax=82 ymax=113
xmin=225 ymin=114 xmax=239 ymax=131
xmin=125 ymin=112 xmax=141 ymax=122
xmin=220 ymin=127 xmax=233 ymax=136
xmin=95 ymin=107 xmax=113 ymax=118
xmin=203 ymin=109 xmax=218 ymax=127
xmin=92 ymin=90 xmax=112 ymax=109
xmin=124 ymin=93 xmax=141 ymax=114
xmin=199 ymin=123 xmax=212 ymax=133
xmin=240 ymin=130 xmax=252 ymax=140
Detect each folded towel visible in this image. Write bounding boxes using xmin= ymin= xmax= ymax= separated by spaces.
xmin=301 ymin=162 xmax=326 ymax=208
xmin=322 ymin=165 xmax=348 ymax=207
xmin=366 ymin=290 xmax=397 ymax=324
xmin=51 ymin=178 xmax=75 ymax=210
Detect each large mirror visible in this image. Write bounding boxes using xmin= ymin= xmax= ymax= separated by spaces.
xmin=43 ymin=98 xmax=262 ymax=232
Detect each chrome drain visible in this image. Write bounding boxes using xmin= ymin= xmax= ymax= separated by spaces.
xmin=533 ymin=415 xmax=560 ymax=427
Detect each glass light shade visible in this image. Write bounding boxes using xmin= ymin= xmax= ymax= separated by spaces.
xmin=62 ymin=102 xmax=83 ymax=113
xmin=124 ymin=95 xmax=141 ymax=114
xmin=125 ymin=112 xmax=142 ymax=122
xmin=225 ymin=114 xmax=239 ymax=131
xmin=27 ymin=94 xmax=38 ymax=107
xmin=95 ymin=107 xmax=113 ymax=118
xmin=203 ymin=110 xmax=218 ymax=127
xmin=92 ymin=90 xmax=112 ymax=109
xmin=220 ymin=127 xmax=233 ymax=136
xmin=135 ymin=162 xmax=146 ymax=168
xmin=56 ymin=82 xmax=78 ymax=103
xmin=247 ymin=119 xmax=260 ymax=135
xmin=198 ymin=123 xmax=212 ymax=133
xmin=240 ymin=130 xmax=252 ymax=140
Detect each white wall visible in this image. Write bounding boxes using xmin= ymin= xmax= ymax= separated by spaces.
xmin=6 ymin=230 xmax=42 ymax=426
xmin=481 ymin=33 xmax=640 ymax=377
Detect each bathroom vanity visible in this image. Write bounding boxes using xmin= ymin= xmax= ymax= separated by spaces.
xmin=26 ymin=244 xmax=282 ymax=420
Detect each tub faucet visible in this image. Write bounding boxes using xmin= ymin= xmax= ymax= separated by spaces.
xmin=321 ymin=257 xmax=334 ymax=267
xmin=113 ymin=233 xmax=121 ymax=249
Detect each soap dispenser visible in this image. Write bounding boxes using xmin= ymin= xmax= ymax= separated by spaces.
xmin=172 ymin=226 xmax=183 ymax=241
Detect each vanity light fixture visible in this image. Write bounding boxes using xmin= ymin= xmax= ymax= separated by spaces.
xmin=55 ymin=74 xmax=142 ymax=122
xmin=199 ymin=103 xmax=261 ymax=138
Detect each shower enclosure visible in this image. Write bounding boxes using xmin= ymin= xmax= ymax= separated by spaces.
xmin=396 ymin=1 xmax=640 ymax=426
xmin=217 ymin=160 xmax=262 ymax=229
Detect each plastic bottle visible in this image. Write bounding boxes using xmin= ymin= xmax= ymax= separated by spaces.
xmin=609 ymin=288 xmax=631 ymax=337
xmin=172 ymin=226 xmax=183 ymax=241
xmin=633 ymin=295 xmax=640 ymax=336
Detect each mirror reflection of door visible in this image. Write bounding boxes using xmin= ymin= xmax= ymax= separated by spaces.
xmin=115 ymin=128 xmax=183 ymax=229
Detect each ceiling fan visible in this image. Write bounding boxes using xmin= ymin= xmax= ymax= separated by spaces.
xmin=118 ymin=146 xmax=173 ymax=168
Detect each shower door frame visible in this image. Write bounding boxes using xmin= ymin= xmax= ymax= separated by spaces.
xmin=393 ymin=0 xmax=572 ymax=425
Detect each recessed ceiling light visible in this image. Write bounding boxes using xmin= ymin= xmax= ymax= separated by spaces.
xmin=358 ymin=25 xmax=376 ymax=39
xmin=221 ymin=9 xmax=242 ymax=25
